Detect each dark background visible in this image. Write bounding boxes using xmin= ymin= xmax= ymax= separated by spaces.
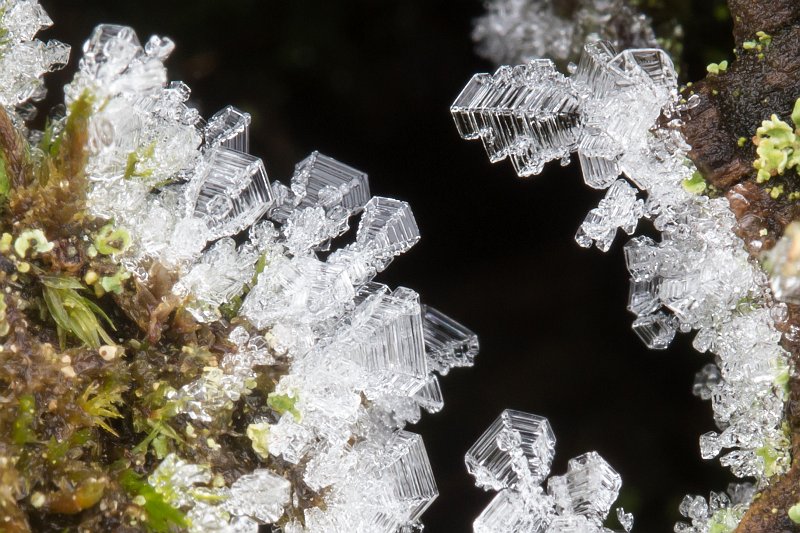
xmin=38 ymin=1 xmax=735 ymax=531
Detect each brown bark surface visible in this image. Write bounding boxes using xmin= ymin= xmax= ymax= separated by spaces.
xmin=681 ymin=2 xmax=800 ymax=531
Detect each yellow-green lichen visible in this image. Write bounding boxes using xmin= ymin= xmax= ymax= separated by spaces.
xmin=708 ymin=507 xmax=744 ymax=533
xmin=753 ymin=98 xmax=800 ymax=184
xmin=14 ymin=229 xmax=54 ymax=258
xmin=267 ymin=391 xmax=301 ymax=421
xmin=706 ymin=60 xmax=728 ymax=75
xmin=789 ymin=503 xmax=800 ymax=524
xmin=246 ymin=422 xmax=271 ymax=459
xmin=682 ymin=171 xmax=707 ymax=195
xmin=99 ymin=268 xmax=131 ymax=295
xmin=94 ymin=224 xmax=131 ymax=255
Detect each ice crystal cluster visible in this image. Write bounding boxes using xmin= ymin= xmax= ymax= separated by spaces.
xmin=473 ymin=0 xmax=658 ymax=67
xmin=0 ymin=0 xmax=69 ymax=119
xmin=0 ymin=2 xmax=480 ymax=531
xmin=452 ymin=24 xmax=792 ymax=533
xmin=69 ymin=23 xmax=481 ymax=533
xmin=465 ymin=410 xmax=633 ymax=533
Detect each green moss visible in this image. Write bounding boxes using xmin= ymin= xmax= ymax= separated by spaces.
xmin=119 ymin=469 xmax=188 ymax=532
xmin=123 ymin=141 xmax=157 ymax=180
xmin=79 ymin=381 xmax=127 ymax=436
xmin=44 ymin=429 xmax=92 ymax=466
xmin=12 ymin=394 xmax=37 ymax=445
xmin=41 ymin=275 xmax=115 ymax=348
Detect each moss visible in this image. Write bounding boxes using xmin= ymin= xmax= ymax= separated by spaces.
xmin=41 ymin=275 xmax=115 ymax=348
xmin=0 ymin=29 xmax=293 ymax=533
xmin=119 ymin=469 xmax=187 ymax=532
xmin=12 ymin=393 xmax=37 ymax=445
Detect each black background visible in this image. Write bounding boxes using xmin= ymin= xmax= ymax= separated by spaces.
xmin=38 ymin=2 xmax=735 ymax=531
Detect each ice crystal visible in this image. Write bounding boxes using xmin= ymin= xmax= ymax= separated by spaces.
xmin=473 ymin=0 xmax=658 ymax=67
xmin=0 ymin=0 xmax=69 ymax=118
xmin=467 ymin=410 xmax=629 ymax=532
xmin=0 ymin=6 xmax=482 ymax=529
xmin=453 ymin=20 xmax=791 ymax=532
xmin=674 ymin=484 xmax=755 ymax=533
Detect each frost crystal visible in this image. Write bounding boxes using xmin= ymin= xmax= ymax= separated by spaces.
xmin=454 ymin=18 xmax=791 ymax=531
xmin=0 ymin=0 xmax=69 ymax=117
xmin=473 ymin=0 xmax=658 ymax=67
xmin=40 ymin=15 xmax=481 ymax=531
xmin=466 ymin=409 xmax=556 ymax=490
xmin=674 ymin=484 xmax=755 ymax=533
xmin=467 ymin=410 xmax=629 ymax=532
xmin=224 ymin=469 xmax=291 ymax=524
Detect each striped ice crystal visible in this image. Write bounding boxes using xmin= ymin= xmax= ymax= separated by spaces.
xmin=466 ymin=410 xmax=633 ymax=533
xmin=11 ymin=8 xmax=482 ymax=531
xmin=453 ymin=35 xmax=791 ymax=533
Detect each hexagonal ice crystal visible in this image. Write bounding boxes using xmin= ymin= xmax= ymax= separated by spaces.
xmin=473 ymin=489 xmax=551 ymax=533
xmin=575 ymin=179 xmax=643 ymax=252
xmin=224 ymin=469 xmax=291 ymax=524
xmin=270 ymin=151 xmax=370 ymax=223
xmin=623 ymin=235 xmax=658 ymax=282
xmin=466 ymin=410 xmax=556 ymax=491
xmin=380 ymin=431 xmax=439 ymax=524
xmin=412 ymin=375 xmax=444 ymax=414
xmin=328 ymin=196 xmax=421 ymax=286
xmin=186 ymin=145 xmax=274 ymax=240
xmin=627 ymin=278 xmax=661 ymax=317
xmin=204 ymin=105 xmax=251 ymax=153
xmin=631 ymin=311 xmax=676 ymax=349
xmin=554 ymin=451 xmax=622 ymax=523
xmin=344 ymin=286 xmax=429 ymax=398
xmin=422 ymin=305 xmax=480 ymax=376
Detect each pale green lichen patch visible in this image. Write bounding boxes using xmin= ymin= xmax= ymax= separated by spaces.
xmin=267 ymin=391 xmax=301 ymax=421
xmin=246 ymin=422 xmax=271 ymax=459
xmin=755 ymin=422 xmax=791 ymax=478
xmin=706 ymin=60 xmax=728 ymax=75
xmin=707 ymin=507 xmax=745 ymax=533
xmin=13 ymin=228 xmax=53 ymax=257
xmin=682 ymin=171 xmax=707 ymax=195
xmin=99 ymin=267 xmax=132 ymax=295
xmin=752 ymin=98 xmax=800 ymax=191
xmin=94 ymin=223 xmax=131 ymax=255
xmin=789 ymin=503 xmax=800 ymax=524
